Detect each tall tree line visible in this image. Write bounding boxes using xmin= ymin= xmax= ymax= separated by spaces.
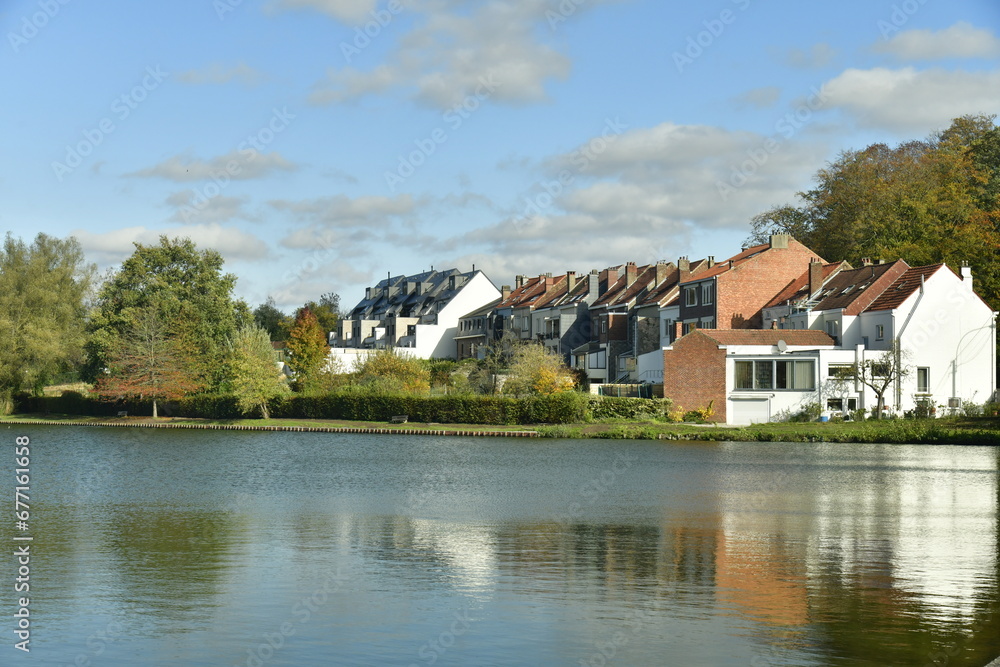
xmin=747 ymin=114 xmax=1000 ymax=309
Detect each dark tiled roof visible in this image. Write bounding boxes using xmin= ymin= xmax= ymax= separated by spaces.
xmin=460 ymin=297 xmax=502 ymax=320
xmin=764 ymin=261 xmax=851 ymax=309
xmin=865 ymin=264 xmax=943 ymax=312
xmin=811 ymin=260 xmax=909 ymax=314
xmin=692 ymin=329 xmax=836 ymax=347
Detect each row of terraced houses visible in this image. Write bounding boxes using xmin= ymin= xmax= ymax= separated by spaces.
xmin=328 ymin=235 xmax=998 ymax=425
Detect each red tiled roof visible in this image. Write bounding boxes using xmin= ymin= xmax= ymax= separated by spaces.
xmin=692 ymin=329 xmax=836 ymax=347
xmin=865 ymin=264 xmax=943 ymax=312
xmin=683 ymin=243 xmax=770 ymax=281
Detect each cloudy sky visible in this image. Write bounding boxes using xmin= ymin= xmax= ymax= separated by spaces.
xmin=3 ymin=0 xmax=999 ymax=312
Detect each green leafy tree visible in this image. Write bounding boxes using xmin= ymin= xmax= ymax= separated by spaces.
xmin=227 ymin=324 xmax=289 ymax=419
xmin=0 ymin=233 xmax=94 ymax=406
xmin=746 ymin=114 xmax=1000 ymax=311
xmin=93 ymin=305 xmax=205 ymax=418
xmin=285 ymin=306 xmax=329 ymax=391
xmin=85 ymin=236 xmax=244 ymax=390
xmin=304 ymin=292 xmax=340 ymax=335
xmin=469 ymin=329 xmax=520 ymax=395
xmin=253 ymin=297 xmax=290 ymax=342
xmin=502 ymin=343 xmax=577 ymax=397
xmin=353 ymin=349 xmax=430 ymax=394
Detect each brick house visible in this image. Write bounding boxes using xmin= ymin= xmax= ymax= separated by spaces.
xmin=663 ymin=329 xmax=837 ymax=424
xmin=675 ymin=235 xmax=826 ymax=335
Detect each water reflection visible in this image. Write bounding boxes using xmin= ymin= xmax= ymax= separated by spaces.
xmin=9 ymin=427 xmax=1000 ymax=666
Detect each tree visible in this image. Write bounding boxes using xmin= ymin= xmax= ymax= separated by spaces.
xmin=85 ymin=236 xmax=244 ymax=390
xmin=305 ymin=292 xmax=340 ymax=335
xmin=93 ymin=305 xmax=204 ymax=418
xmin=746 ymin=115 xmax=1000 ymax=312
xmin=253 ymin=297 xmax=290 ymax=342
xmin=352 ymin=349 xmax=430 ymax=394
xmin=285 ymin=306 xmax=329 ymax=391
xmin=502 ymin=343 xmax=577 ymax=396
xmin=839 ymin=341 xmax=910 ymax=419
xmin=227 ymin=325 xmax=289 ymax=419
xmin=0 ymin=233 xmax=94 ymax=405
xmin=469 ymin=329 xmax=521 ymax=395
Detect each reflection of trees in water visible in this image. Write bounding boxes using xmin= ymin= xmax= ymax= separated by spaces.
xmin=102 ymin=508 xmax=242 ymax=626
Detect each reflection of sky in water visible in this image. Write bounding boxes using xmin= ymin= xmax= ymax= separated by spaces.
xmin=7 ymin=426 xmax=1000 ymax=666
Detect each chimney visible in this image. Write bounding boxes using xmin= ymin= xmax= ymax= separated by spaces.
xmin=501 ymin=285 xmax=511 ymax=301
xmin=625 ymin=262 xmax=638 ymax=286
xmin=861 ymin=257 xmax=873 ymax=267
xmin=515 ymin=275 xmax=525 ymax=288
xmin=678 ymin=256 xmax=690 ymax=282
xmin=655 ymin=261 xmax=670 ymax=286
xmin=672 ymin=321 xmax=683 ymax=341
xmin=707 ymin=255 xmax=715 ymax=269
xmin=365 ymin=287 xmax=372 ymax=300
xmin=566 ymin=271 xmax=577 ymax=292
xmin=541 ymin=273 xmax=555 ymax=288
xmin=588 ymin=270 xmax=599 ymax=298
xmin=808 ymin=259 xmax=823 ymax=297
xmin=769 ymin=234 xmax=790 ymax=249
xmin=960 ymin=262 xmax=973 ymax=292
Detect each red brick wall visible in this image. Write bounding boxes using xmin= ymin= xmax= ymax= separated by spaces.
xmin=717 ymin=238 xmax=823 ymax=329
xmin=608 ymin=313 xmax=627 ymax=341
xmin=663 ymin=331 xmax=727 ymax=422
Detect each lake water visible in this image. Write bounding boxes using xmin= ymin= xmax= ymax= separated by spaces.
xmin=3 ymin=425 xmax=999 ymax=666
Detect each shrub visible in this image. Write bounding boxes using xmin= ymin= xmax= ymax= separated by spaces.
xmin=587 ymin=396 xmax=673 ymax=421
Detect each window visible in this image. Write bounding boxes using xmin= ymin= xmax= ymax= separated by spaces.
xmin=601 ymin=320 xmax=607 ymax=334
xmin=875 ymin=324 xmax=885 ymax=341
xmin=521 ymin=316 xmax=529 ymax=331
xmin=828 ymin=363 xmax=854 ymax=379
xmin=684 ymin=286 xmax=698 ymax=307
xmin=735 ymin=359 xmax=815 ymax=390
xmin=589 ymin=350 xmax=606 ymax=369
xmin=826 ymin=320 xmax=839 ymax=337
xmin=701 ymin=282 xmax=714 ymax=305
xmin=917 ymin=367 xmax=930 ymax=393
xmin=700 ymin=317 xmax=715 ymax=330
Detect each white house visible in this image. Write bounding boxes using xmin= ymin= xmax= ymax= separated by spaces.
xmin=665 ymin=262 xmax=997 ymax=424
xmin=331 ymin=268 xmax=501 ymax=361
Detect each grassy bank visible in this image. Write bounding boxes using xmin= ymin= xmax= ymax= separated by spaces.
xmin=4 ymin=413 xmax=1000 ymax=444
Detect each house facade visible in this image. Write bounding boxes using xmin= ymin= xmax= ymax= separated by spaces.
xmin=666 ymin=262 xmax=997 ymax=424
xmin=333 ymin=268 xmax=500 ymax=361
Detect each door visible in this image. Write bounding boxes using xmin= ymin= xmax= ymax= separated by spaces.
xmin=731 ymin=398 xmax=770 ymax=425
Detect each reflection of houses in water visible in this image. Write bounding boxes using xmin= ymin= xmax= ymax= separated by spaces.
xmin=715 ymin=533 xmax=809 ymax=627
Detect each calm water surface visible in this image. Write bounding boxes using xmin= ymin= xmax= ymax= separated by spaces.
xmin=3 ymin=425 xmax=999 ymax=666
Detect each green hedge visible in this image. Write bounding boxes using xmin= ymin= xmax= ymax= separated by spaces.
xmin=587 ymin=396 xmax=673 ymax=421
xmin=14 ymin=390 xmax=593 ymax=425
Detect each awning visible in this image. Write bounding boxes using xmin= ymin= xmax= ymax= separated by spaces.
xmin=571 ymin=341 xmax=603 ymax=355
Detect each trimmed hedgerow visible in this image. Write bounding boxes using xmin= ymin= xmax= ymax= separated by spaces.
xmin=587 ymin=396 xmax=673 ymax=421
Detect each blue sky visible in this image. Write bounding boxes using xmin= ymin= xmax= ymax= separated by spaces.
xmin=3 ymin=0 xmax=999 ymax=312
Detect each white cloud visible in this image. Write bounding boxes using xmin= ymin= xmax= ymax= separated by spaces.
xmin=175 ymin=62 xmax=267 ymax=87
xmin=875 ymin=22 xmax=1000 ymax=61
xmin=308 ymin=0 xmax=599 ymax=108
xmin=272 ymin=0 xmax=379 ymax=23
xmin=127 ymin=150 xmax=299 ymax=182
xmin=72 ymin=225 xmax=271 ymax=266
xmin=164 ymin=190 xmax=256 ymax=224
xmin=734 ymin=86 xmax=781 ymax=109
xmin=785 ymin=43 xmax=837 ymax=68
xmin=431 ymin=119 xmax=830 ymax=280
xmin=270 ymin=193 xmax=419 ymax=232
xmin=822 ymin=67 xmax=1000 ymax=133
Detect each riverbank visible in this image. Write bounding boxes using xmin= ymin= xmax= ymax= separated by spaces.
xmin=4 ymin=413 xmax=1000 ymax=444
